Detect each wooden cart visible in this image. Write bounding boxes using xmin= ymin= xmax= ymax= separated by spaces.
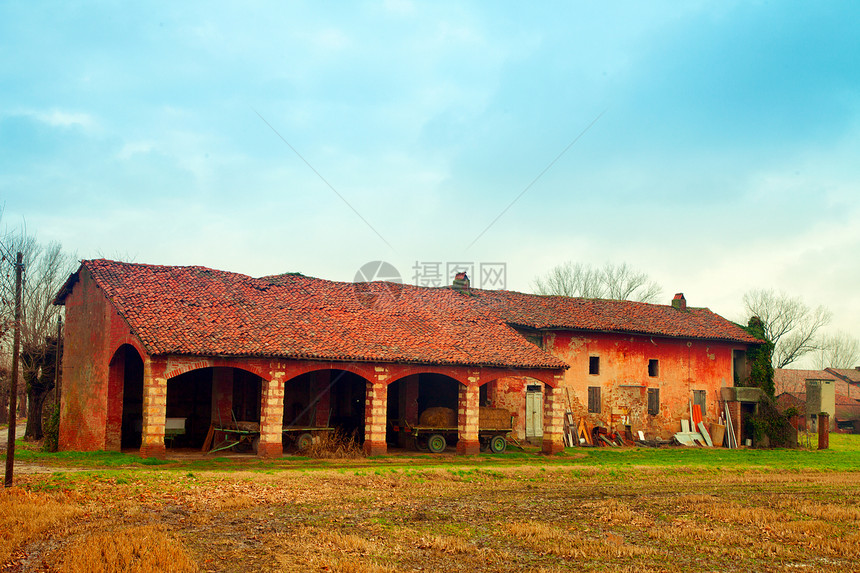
xmin=399 ymin=422 xmax=511 ymax=454
xmin=281 ymin=427 xmax=335 ymax=451
xmin=203 ymin=422 xmax=335 ymax=454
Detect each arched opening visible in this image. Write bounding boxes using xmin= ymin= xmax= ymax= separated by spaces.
xmin=166 ymin=367 xmax=262 ymax=450
xmin=386 ymin=373 xmax=462 ymax=450
xmin=106 ymin=344 xmax=144 ymax=451
xmin=478 ymin=376 xmax=547 ymax=442
xmin=282 ymin=369 xmax=368 ymax=451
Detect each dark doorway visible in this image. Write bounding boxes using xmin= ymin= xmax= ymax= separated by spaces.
xmin=119 ymin=346 xmax=143 ymax=449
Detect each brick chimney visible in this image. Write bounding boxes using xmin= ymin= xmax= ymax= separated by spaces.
xmin=671 ymin=293 xmax=687 ymax=311
xmin=452 ymin=271 xmax=470 ymax=291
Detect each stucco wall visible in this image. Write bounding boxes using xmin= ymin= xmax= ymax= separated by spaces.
xmin=496 ymin=331 xmax=744 ymax=440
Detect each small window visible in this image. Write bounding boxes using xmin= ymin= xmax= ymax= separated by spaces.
xmin=648 ymin=359 xmax=659 ymax=377
xmin=647 ymin=388 xmax=660 ymax=416
xmin=692 ymin=389 xmax=706 ymax=414
xmin=588 ymin=386 xmax=601 ymax=413
xmin=589 ymin=356 xmax=600 ymax=375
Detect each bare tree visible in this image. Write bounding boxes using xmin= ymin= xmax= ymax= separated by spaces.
xmin=742 ymin=289 xmax=832 ymax=369
xmin=0 ymin=230 xmax=77 ymax=438
xmin=814 ymin=332 xmax=860 ymax=369
xmin=532 ymin=261 xmax=662 ymax=303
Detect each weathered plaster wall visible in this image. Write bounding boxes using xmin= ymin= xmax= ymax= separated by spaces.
xmin=547 ymin=331 xmax=740 ymax=438
xmin=59 ymin=268 xmax=146 ymax=451
xmin=492 ymin=331 xmax=746 ymax=440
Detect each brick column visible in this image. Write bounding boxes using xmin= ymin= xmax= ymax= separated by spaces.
xmin=364 ymin=380 xmax=388 ymax=455
xmin=542 ymin=385 xmax=564 ymax=455
xmin=728 ymin=401 xmax=741 ymax=448
xmin=258 ymin=376 xmax=285 ymax=458
xmin=140 ymin=357 xmax=166 ymax=459
xmin=457 ymin=384 xmax=480 ymax=455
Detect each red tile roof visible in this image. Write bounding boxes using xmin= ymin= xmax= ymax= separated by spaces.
xmin=62 ymin=260 xmax=567 ymax=370
xmin=57 ymin=260 xmax=761 ymax=368
xmin=774 ymin=369 xmax=839 ymax=395
xmin=827 ymin=368 xmax=860 ymax=384
xmin=474 ymin=290 xmax=761 ymax=344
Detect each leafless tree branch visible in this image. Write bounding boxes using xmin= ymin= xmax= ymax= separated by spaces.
xmin=743 ymin=289 xmax=832 ymax=368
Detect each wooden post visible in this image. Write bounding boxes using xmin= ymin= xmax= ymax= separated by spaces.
xmin=4 ymin=252 xmax=23 ymax=488
xmin=818 ymin=413 xmax=829 ymax=450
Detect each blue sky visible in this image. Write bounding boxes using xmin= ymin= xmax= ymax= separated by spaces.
xmin=1 ymin=1 xmax=859 ymax=358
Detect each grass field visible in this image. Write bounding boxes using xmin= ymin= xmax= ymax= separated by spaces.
xmin=3 ymin=435 xmax=860 ymax=572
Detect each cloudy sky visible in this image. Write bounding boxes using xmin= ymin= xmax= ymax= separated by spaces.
xmin=1 ymin=1 xmax=858 ymax=356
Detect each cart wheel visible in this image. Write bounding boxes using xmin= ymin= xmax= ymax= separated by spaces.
xmin=479 ymin=438 xmax=490 ymax=452
xmin=427 ymin=434 xmax=447 ymax=454
xmin=232 ymin=437 xmax=254 ymax=453
xmin=295 ymin=432 xmax=313 ymax=451
xmin=414 ymin=436 xmax=430 ymax=452
xmin=489 ymin=435 xmax=507 ymax=454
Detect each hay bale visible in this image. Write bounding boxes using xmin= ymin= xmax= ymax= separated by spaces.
xmin=419 ymin=407 xmax=457 ymax=428
xmin=480 ymin=407 xmax=512 ymax=430
xmin=234 ymin=421 xmax=260 ymax=432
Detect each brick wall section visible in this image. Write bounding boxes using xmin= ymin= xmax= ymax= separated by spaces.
xmin=258 ymin=377 xmax=285 ymax=458
xmin=457 ymin=383 xmax=480 ymax=454
xmin=364 ymin=380 xmax=388 ymax=455
xmin=140 ymin=357 xmax=167 ymax=458
xmin=59 ymin=266 xmax=147 ymax=452
xmin=542 ymin=385 xmax=565 ymax=454
xmin=728 ymin=400 xmax=742 ymax=448
xmin=105 ymin=349 xmax=125 ymax=450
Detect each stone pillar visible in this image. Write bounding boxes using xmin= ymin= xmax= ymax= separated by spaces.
xmin=541 ymin=385 xmax=565 ymax=455
xmin=818 ymin=413 xmax=830 ymax=450
xmin=258 ymin=376 xmax=285 ymax=458
xmin=211 ymin=368 xmax=234 ymax=427
xmin=457 ymin=384 xmax=480 ymax=455
xmin=728 ymin=401 xmax=742 ymax=448
xmin=140 ymin=357 xmax=166 ymax=459
xmin=364 ymin=380 xmax=388 ymax=455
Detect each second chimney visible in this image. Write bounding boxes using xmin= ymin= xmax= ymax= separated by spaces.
xmin=671 ymin=293 xmax=687 ymax=311
xmin=453 ymin=272 xmax=470 ymax=291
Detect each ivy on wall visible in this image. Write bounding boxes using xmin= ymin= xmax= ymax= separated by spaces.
xmin=744 ymin=317 xmax=775 ymax=398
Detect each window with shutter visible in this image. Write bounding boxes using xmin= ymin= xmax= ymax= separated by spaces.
xmin=647 ymin=388 xmax=660 ymax=416
xmin=588 ymin=386 xmax=601 ymax=413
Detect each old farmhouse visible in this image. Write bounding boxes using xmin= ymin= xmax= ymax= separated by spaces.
xmin=54 ymin=260 xmax=761 ymax=457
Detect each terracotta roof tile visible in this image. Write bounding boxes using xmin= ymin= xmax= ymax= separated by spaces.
xmin=61 ymin=260 xmax=761 ymax=368
xmin=72 ymin=260 xmax=566 ymax=370
xmin=473 ymin=290 xmax=761 ymax=344
xmin=774 ymin=369 xmax=839 ymax=395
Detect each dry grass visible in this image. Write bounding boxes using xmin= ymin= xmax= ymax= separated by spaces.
xmin=5 ymin=463 xmax=860 ymax=572
xmin=0 ymin=488 xmax=82 ymax=564
xmin=304 ymin=429 xmax=366 ymax=459
xmin=57 ymin=524 xmax=197 ymax=572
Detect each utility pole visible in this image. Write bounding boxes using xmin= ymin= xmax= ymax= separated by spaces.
xmin=4 ymin=252 xmax=23 ymax=488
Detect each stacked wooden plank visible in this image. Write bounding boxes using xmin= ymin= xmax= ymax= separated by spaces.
xmin=563 ymin=411 xmax=576 ymax=447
